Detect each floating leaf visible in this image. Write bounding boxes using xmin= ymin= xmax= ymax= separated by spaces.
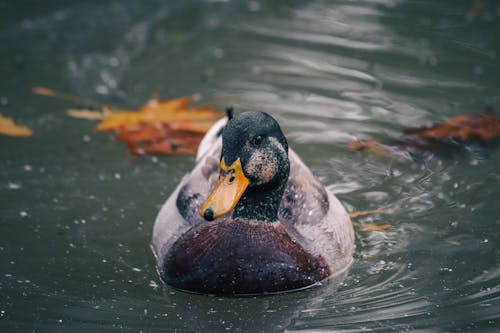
xmin=66 ymin=109 xmax=107 ymax=120
xmin=0 ymin=113 xmax=33 ymax=137
xmin=405 ymin=112 xmax=500 ymax=142
xmin=358 ymin=223 xmax=391 ymax=232
xmin=116 ymin=124 xmax=205 ymax=156
xmin=33 ymin=86 xmax=223 ymax=156
xmin=99 ymin=97 xmax=222 ymax=155
xmin=349 ymin=209 xmax=388 ymax=219
xmin=349 ymin=109 xmax=500 ymax=160
xmin=348 ymin=140 xmax=402 ymax=157
xmin=96 ymin=97 xmax=220 ymax=131
xmin=446 ymin=240 xmax=461 ymax=246
xmin=33 ymin=86 xmax=102 ymax=108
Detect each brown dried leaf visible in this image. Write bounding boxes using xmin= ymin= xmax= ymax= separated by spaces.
xmin=358 ymin=223 xmax=390 ymax=232
xmin=348 ymin=140 xmax=397 ymax=157
xmin=405 ymin=112 xmax=500 ymax=142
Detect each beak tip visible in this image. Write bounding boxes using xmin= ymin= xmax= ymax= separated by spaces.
xmin=202 ymin=207 xmax=215 ymax=221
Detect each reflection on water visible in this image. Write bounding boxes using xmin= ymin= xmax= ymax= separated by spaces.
xmin=1 ymin=0 xmax=500 ymax=332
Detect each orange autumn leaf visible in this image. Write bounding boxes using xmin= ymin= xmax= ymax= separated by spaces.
xmin=97 ymin=97 xmax=222 ymax=156
xmin=137 ymin=97 xmax=190 ymax=113
xmin=117 ymin=123 xmax=205 ymax=155
xmin=0 ymin=113 xmax=33 ymax=137
xmin=32 ymin=86 xmax=223 ymax=155
xmin=96 ymin=97 xmax=220 ymax=131
xmin=102 ymin=98 xmax=223 ymax=156
xmin=116 ymin=123 xmax=204 ymax=155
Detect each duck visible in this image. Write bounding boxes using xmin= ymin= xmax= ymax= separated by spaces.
xmin=151 ymin=111 xmax=354 ymax=295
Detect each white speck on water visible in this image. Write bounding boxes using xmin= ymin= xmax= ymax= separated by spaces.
xmin=96 ymin=84 xmax=109 ymax=95
xmin=114 ymin=173 xmax=121 ymax=180
xmin=212 ymin=47 xmax=224 ymax=58
xmin=248 ymin=0 xmax=261 ymax=12
xmin=7 ymin=182 xmax=21 ymax=190
xmin=82 ymin=135 xmax=91 ymax=143
xmin=149 ymin=280 xmax=159 ymax=289
xmin=482 ymin=239 xmax=489 ymax=244
xmin=453 ymin=183 xmax=458 ymax=189
xmin=102 ymin=259 xmax=107 ymax=263
xmin=132 ymin=267 xmax=141 ymax=272
xmin=109 ymin=57 xmax=120 ymax=67
xmin=19 ymin=211 xmax=28 ymax=217
xmin=23 ymin=165 xmax=32 ymax=172
xmin=0 ymin=96 xmax=8 ymax=106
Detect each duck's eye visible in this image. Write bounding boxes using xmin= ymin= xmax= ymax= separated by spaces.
xmin=251 ymin=135 xmax=263 ymax=147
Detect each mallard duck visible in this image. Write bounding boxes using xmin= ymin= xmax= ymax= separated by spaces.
xmin=152 ymin=111 xmax=354 ymax=295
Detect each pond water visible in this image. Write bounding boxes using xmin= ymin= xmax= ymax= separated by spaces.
xmin=1 ymin=0 xmax=500 ymax=332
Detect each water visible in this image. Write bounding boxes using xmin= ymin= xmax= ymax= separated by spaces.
xmin=1 ymin=0 xmax=500 ymax=332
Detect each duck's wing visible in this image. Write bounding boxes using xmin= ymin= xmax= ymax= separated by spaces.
xmin=196 ymin=117 xmax=228 ymax=161
xmin=152 ymin=118 xmax=226 ymax=267
xmin=279 ymin=149 xmax=355 ymax=273
xmin=278 ymin=149 xmax=330 ymax=226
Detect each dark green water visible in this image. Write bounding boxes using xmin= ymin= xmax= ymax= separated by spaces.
xmin=1 ymin=0 xmax=500 ymax=332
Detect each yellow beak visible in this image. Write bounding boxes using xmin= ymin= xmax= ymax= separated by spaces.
xmin=200 ymin=157 xmax=250 ymax=221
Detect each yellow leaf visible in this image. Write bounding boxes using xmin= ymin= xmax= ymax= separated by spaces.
xmin=359 ymin=223 xmax=390 ymax=232
xmin=446 ymin=240 xmax=461 ymax=246
xmin=96 ymin=98 xmax=221 ymax=131
xmin=137 ymin=97 xmax=190 ymax=114
xmin=0 ymin=114 xmax=33 ymax=137
xmin=66 ymin=109 xmax=106 ymax=120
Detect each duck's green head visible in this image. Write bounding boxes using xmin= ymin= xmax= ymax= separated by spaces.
xmin=200 ymin=111 xmax=290 ymax=221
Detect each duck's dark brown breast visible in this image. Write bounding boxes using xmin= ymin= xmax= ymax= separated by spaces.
xmin=162 ymin=219 xmax=330 ymax=294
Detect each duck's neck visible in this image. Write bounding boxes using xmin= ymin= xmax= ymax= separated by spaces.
xmin=232 ymin=181 xmax=286 ymax=222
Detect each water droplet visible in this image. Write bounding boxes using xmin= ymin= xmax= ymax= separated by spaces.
xmin=7 ymin=183 xmax=21 ymax=190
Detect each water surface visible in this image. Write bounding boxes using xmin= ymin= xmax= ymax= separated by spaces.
xmin=1 ymin=1 xmax=500 ymax=332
